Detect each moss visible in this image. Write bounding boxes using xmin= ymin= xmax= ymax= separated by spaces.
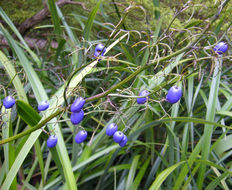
xmin=0 ymin=0 xmax=43 ymax=23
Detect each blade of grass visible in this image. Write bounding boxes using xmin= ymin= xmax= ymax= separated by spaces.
xmin=83 ymin=0 xmax=101 ymax=41
xmin=166 ymin=88 xmax=181 ymax=189
xmin=130 ymin=157 xmax=151 ymax=190
xmin=44 ymin=144 xmax=119 ymax=189
xmin=149 ymin=161 xmax=186 ymax=190
xmin=152 ymin=0 xmax=160 ymax=20
xmin=216 ymin=110 xmax=232 ymax=117
xmin=2 ymin=109 xmax=17 ymax=190
xmin=56 ymin=5 xmax=79 ymax=45
xmin=197 ymin=57 xmax=222 ymax=189
xmin=78 ymin=164 xmax=131 ymax=185
xmin=210 ymin=167 xmax=229 ymax=190
xmin=0 ymin=8 xmax=29 ymax=48
xmin=0 ymin=162 xmax=6 ymax=186
xmin=206 ymin=172 xmax=229 ymax=190
xmin=0 ymin=51 xmax=27 ymax=102
xmin=120 ymin=43 xmax=136 ymax=64
xmin=0 ymin=25 xmax=77 ymax=190
xmin=48 ymin=0 xmax=62 ymax=41
xmin=125 ymin=155 xmax=140 ymax=189
xmin=213 ymin=134 xmax=232 ymax=156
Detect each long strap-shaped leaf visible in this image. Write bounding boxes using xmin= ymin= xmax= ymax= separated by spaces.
xmin=174 ymin=57 xmax=223 ymax=189
xmin=0 ymin=26 xmax=77 ymax=190
xmin=197 ymin=57 xmax=222 ymax=189
xmin=0 ymin=25 xmax=128 ymax=190
xmin=83 ymin=0 xmax=101 ymax=41
xmin=0 ymin=51 xmax=27 ymax=101
xmin=149 ymin=161 xmax=186 ymax=190
xmin=0 ymin=46 xmax=28 ymax=189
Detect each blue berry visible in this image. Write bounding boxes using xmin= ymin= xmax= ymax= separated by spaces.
xmin=166 ymin=86 xmax=182 ymax=104
xmin=38 ymin=101 xmax=49 ymax=111
xmin=3 ymin=96 xmax=15 ymax=109
xmin=75 ymin=130 xmax=87 ymax=144
xmin=137 ymin=90 xmax=150 ymax=104
xmin=113 ymin=131 xmax=124 ymax=143
xmin=94 ymin=43 xmax=106 ymax=57
xmin=213 ymin=42 xmax=228 ymax=55
xmin=106 ymin=123 xmax=118 ymax=136
xmin=70 ymin=110 xmax=84 ymax=125
xmin=70 ymin=97 xmax=85 ymax=113
xmin=119 ymin=134 xmax=128 ymax=147
xmin=47 ymin=135 xmax=58 ymax=148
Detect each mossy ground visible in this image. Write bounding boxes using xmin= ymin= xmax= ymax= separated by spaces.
xmin=0 ymin=0 xmax=43 ymax=23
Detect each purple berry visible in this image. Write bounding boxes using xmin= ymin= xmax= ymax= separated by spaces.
xmin=70 ymin=110 xmax=84 ymax=125
xmin=70 ymin=97 xmax=85 ymax=113
xmin=213 ymin=42 xmax=228 ymax=55
xmin=119 ymin=134 xmax=128 ymax=147
xmin=113 ymin=131 xmax=124 ymax=143
xmin=94 ymin=43 xmax=106 ymax=57
xmin=166 ymin=86 xmax=182 ymax=104
xmin=106 ymin=123 xmax=118 ymax=136
xmin=75 ymin=130 xmax=87 ymax=144
xmin=47 ymin=135 xmax=58 ymax=148
xmin=38 ymin=101 xmax=49 ymax=111
xmin=137 ymin=90 xmax=150 ymax=104
xmin=3 ymin=96 xmax=15 ymax=109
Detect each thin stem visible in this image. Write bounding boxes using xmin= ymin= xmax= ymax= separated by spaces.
xmin=1 ymin=0 xmax=229 ymax=145
xmin=85 ymin=0 xmax=230 ymax=102
xmin=63 ymin=11 xmax=129 ymax=106
xmin=0 ymin=110 xmax=62 ymax=145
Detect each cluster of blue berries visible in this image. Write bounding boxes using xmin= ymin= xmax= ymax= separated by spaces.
xmin=106 ymin=123 xmax=128 ymax=147
xmin=137 ymin=85 xmax=183 ymax=105
xmin=47 ymin=41 xmax=231 ymax=149
xmin=70 ymin=97 xmax=88 ymax=144
xmin=47 ymin=44 xmax=105 ymax=148
xmin=2 ymin=42 xmax=229 ymax=149
xmin=70 ymin=97 xmax=85 ymax=125
xmin=43 ymin=97 xmax=87 ymax=148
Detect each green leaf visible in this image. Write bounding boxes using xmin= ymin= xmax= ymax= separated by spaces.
xmin=56 ymin=5 xmax=79 ymax=45
xmin=152 ymin=0 xmax=160 ymax=19
xmin=44 ymin=144 xmax=119 ymax=189
xmin=126 ymin=155 xmax=140 ymax=189
xmin=2 ymin=109 xmax=17 ymax=190
xmin=149 ymin=161 xmax=186 ymax=190
xmin=83 ymin=1 xmax=101 ymax=41
xmin=205 ymin=172 xmax=229 ymax=190
xmin=213 ymin=134 xmax=232 ymax=156
xmin=0 ymin=24 xmax=77 ymax=190
xmin=120 ymin=43 xmax=136 ymax=64
xmin=216 ymin=110 xmax=232 ymax=117
xmin=197 ymin=57 xmax=222 ymax=189
xmin=16 ymin=100 xmax=41 ymax=127
xmin=0 ymin=8 xmax=29 ymax=48
xmin=48 ymin=0 xmax=62 ymax=41
xmin=130 ymin=157 xmax=151 ymax=190
xmin=0 ymin=51 xmax=28 ymax=102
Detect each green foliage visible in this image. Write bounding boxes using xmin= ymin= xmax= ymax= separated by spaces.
xmin=0 ymin=1 xmax=232 ymax=190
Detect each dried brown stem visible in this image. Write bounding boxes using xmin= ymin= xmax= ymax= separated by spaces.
xmin=18 ymin=0 xmax=87 ymax=35
xmin=0 ymin=0 xmax=87 ymax=49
